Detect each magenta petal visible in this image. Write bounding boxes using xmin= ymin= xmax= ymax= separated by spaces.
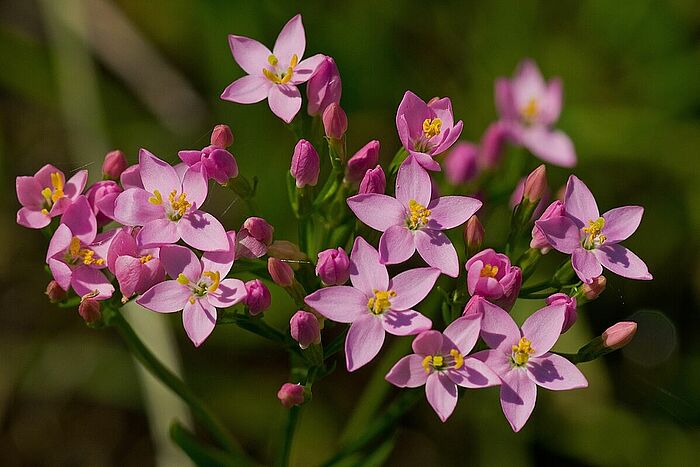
xmin=593 ymin=244 xmax=652 ymax=280
xmin=304 ymin=286 xmax=367 ymax=323
xmin=527 ymin=353 xmax=588 ymax=390
xmin=349 ymin=237 xmax=389 ymax=295
xmin=138 ymin=259 xmax=165 ymax=294
xmin=71 ymin=267 xmax=114 ymax=299
xmin=412 ymin=330 xmax=444 ymax=355
xmin=396 ymin=114 xmax=411 ymax=151
xmin=382 ymin=309 xmax=432 ymax=336
xmin=106 ymin=229 xmax=138 ymax=273
xmin=443 ymin=314 xmax=482 ymax=354
xmin=345 ymin=315 xmax=385 ymax=371
xmin=137 ymin=280 xmax=190 ymax=312
xmin=536 ymin=216 xmax=580 ymax=254
xmin=520 ymin=127 xmax=576 ymax=168
xmin=479 ymin=301 xmax=520 ymax=352
xmin=227 ymin=34 xmax=271 ymax=75
xmin=183 ymin=299 xmax=217 ymax=347
xmin=564 ymin=175 xmax=599 ymax=227
xmin=159 ymin=245 xmax=202 ymax=282
xmin=137 ymin=218 xmax=180 ymax=248
xmin=395 ymin=156 xmax=431 ymax=207
xmin=521 ymin=304 xmax=566 ymax=356
xmin=268 ymin=84 xmax=301 ymax=124
xmin=18 ymin=207 xmax=50 ymax=229
xmin=35 ymin=164 xmax=63 ymax=188
xmin=602 ymin=206 xmax=643 ymax=243
xmin=113 ymin=188 xmax=163 ymax=226
xmin=408 ymin=151 xmax=441 ymax=172
xmin=139 ymin=149 xmax=180 ymax=197
xmin=386 ymin=354 xmax=428 ymax=388
xmin=396 ymin=91 xmax=430 ymax=141
xmin=115 ymin=255 xmax=144 ymax=299
xmin=414 ymin=229 xmax=459 ymax=277
xmin=433 ymin=120 xmax=463 ymax=155
xmin=273 ymin=14 xmax=305 ymax=65
xmin=572 ymin=248 xmax=603 ymax=284
xmin=48 ymin=258 xmax=72 ymax=291
xmin=201 ymin=231 xmax=236 ymax=277
xmin=221 ymin=75 xmax=271 ymax=104
xmin=500 ymin=369 xmax=537 ymax=432
xmin=347 ymin=194 xmax=405 ymax=232
xmin=64 ymin=170 xmax=88 ymax=199
xmin=389 ymin=267 xmax=440 ymax=310
xmin=46 ymin=224 xmax=73 ymax=261
xmin=427 ymin=195 xmax=482 ymax=230
xmin=379 ymin=225 xmax=416 ymax=265
xmin=208 ymin=278 xmax=246 ymax=308
xmin=494 ymin=78 xmax=516 ymax=120
xmin=449 ymin=358 xmax=501 ymax=388
xmin=178 ymin=210 xmax=229 ymax=252
xmin=181 ymin=166 xmax=208 ymax=208
xmin=16 ymin=176 xmax=43 ymax=207
xmin=425 ymin=372 xmax=458 ymax=422
xmin=61 ymin=196 xmax=97 ymax=244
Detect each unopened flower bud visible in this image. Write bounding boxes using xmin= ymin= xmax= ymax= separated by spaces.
xmin=346 ymin=140 xmax=380 ymax=182
xmin=243 ymin=217 xmax=274 ymax=246
xmin=86 ymin=180 xmax=122 ymax=226
xmin=479 ymin=121 xmax=510 ymax=169
xmin=545 ymin=293 xmax=578 ymax=333
xmin=445 ymin=142 xmax=478 ymax=185
xmin=307 ymin=56 xmax=342 ymax=116
xmin=290 ymin=310 xmax=321 ymax=349
xmin=316 ymin=247 xmax=350 ymax=286
xmin=464 ymin=215 xmax=484 ymax=256
xmin=602 ymin=321 xmax=637 ymax=350
xmin=210 ymin=124 xmax=233 ymax=148
xmin=290 ymin=139 xmax=320 ymax=188
xmin=582 ymin=275 xmax=606 ymax=300
xmin=102 ymin=150 xmax=128 ymax=180
xmin=358 ymin=165 xmax=386 ymax=194
xmin=523 ymin=164 xmax=547 ymax=203
xmin=531 ymin=200 xmax=565 ymax=252
xmin=277 ymin=383 xmax=304 ymax=408
xmin=78 ymin=297 xmax=101 ymax=324
xmin=322 ymin=103 xmax=347 ymax=140
xmin=244 ymin=279 xmax=271 ymax=315
xmin=268 ymin=258 xmax=294 ymax=287
xmin=45 ymin=280 xmax=67 ymax=303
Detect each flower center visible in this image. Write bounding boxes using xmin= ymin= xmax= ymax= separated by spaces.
xmin=521 ymin=98 xmax=539 ymax=123
xmin=422 ymin=349 xmax=464 ymax=374
xmin=262 ymin=54 xmax=298 ymax=84
xmin=148 ymin=189 xmax=192 ymax=221
xmin=407 ymin=199 xmax=431 ymax=230
xmin=65 ymin=236 xmax=104 ymax=266
xmin=367 ymin=289 xmax=396 ymax=315
xmin=139 ymin=254 xmax=153 ymax=264
xmin=480 ymin=263 xmax=499 ymax=278
xmin=177 ymin=270 xmax=220 ymax=304
xmin=422 ymin=118 xmax=442 ymax=139
xmin=582 ymin=217 xmax=606 ymax=249
xmin=511 ymin=337 xmax=535 ymax=367
xmin=40 ymin=172 xmax=65 ymax=215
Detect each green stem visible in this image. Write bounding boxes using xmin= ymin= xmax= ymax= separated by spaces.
xmin=275 ymin=406 xmax=301 ymax=467
xmin=519 ymin=280 xmax=552 ymax=295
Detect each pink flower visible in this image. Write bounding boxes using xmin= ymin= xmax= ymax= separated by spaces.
xmin=113 ymin=149 xmax=228 ymax=252
xmin=465 ymin=249 xmax=522 ymax=311
xmin=347 ymin=157 xmax=481 ymax=277
xmin=85 ymin=180 xmax=122 ymax=226
xmin=244 ymin=279 xmax=271 ymax=315
xmin=386 ymin=314 xmax=500 ymax=422
xmin=178 ymin=145 xmax=238 ymax=185
xmin=102 ymin=150 xmax=128 ymax=180
xmin=137 ymin=234 xmax=245 ymax=347
xmin=316 ymin=247 xmax=350 ymax=286
xmin=495 ymin=59 xmax=576 ymax=167
xmin=444 ymin=142 xmax=478 ymax=185
xmin=545 ymin=293 xmax=577 ymax=333
xmin=277 ymin=383 xmax=304 ymax=408
xmin=358 ymin=165 xmax=386 ymax=194
xmin=120 ymin=164 xmax=143 ymax=189
xmin=306 ymin=55 xmax=341 ymax=116
xmin=106 ymin=228 xmax=165 ymax=301
xmin=45 ymin=196 xmax=115 ymax=300
xmin=210 ymin=124 xmax=234 ymax=148
xmin=290 ymin=139 xmax=320 ymax=187
xmin=16 ymin=164 xmax=88 ymax=229
xmin=530 ymin=200 xmax=565 ymax=252
xmin=472 ymin=300 xmax=588 ymax=432
xmin=478 ymin=121 xmax=511 ymax=169
xmin=305 ymin=237 xmax=440 ymax=371
xmin=395 ymin=91 xmax=463 ymax=171
xmin=536 ymin=175 xmax=653 ymax=283
xmin=346 ymin=140 xmax=380 ymax=182
xmin=602 ymin=321 xmax=637 ymax=349
xmin=221 ymin=14 xmax=324 ymax=123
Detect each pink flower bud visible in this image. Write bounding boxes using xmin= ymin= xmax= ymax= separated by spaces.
xmin=346 ymin=140 xmax=380 ymax=182
xmin=290 ymin=139 xmax=320 ymax=188
xmin=120 ymin=164 xmax=143 ymax=189
xmin=45 ymin=280 xmax=67 ymax=303
xmin=290 ymin=310 xmax=321 ymax=349
xmin=531 ymin=200 xmax=565 ymax=252
xmin=464 ymin=215 xmax=484 ymax=251
xmin=478 ymin=121 xmax=510 ymax=169
xmin=316 ymin=247 xmax=350 ymax=286
xmin=243 ymin=217 xmax=274 ymax=246
xmin=445 ymin=142 xmax=478 ymax=185
xmin=268 ymin=258 xmax=294 ymax=287
xmin=210 ymin=124 xmax=233 ymax=148
xmin=244 ymin=279 xmax=271 ymax=315
xmin=78 ymin=298 xmax=101 ymax=324
xmin=358 ymin=165 xmax=386 ymax=194
xmin=545 ymin=293 xmax=578 ymax=333
xmin=277 ymin=383 xmax=304 ymax=408
xmin=582 ymin=275 xmax=607 ymax=300
xmin=102 ymin=150 xmax=128 ymax=180
xmin=322 ymin=103 xmax=347 ymax=139
xmin=523 ymin=164 xmax=547 ymax=203
xmin=306 ymin=56 xmax=342 ymax=116
xmin=602 ymin=321 xmax=637 ymax=350
xmin=178 ymin=146 xmax=238 ymax=185
xmin=85 ymin=180 xmax=122 ymax=226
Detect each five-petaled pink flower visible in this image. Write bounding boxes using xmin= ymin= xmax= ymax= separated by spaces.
xmin=16 ymin=164 xmax=88 ymax=229
xmin=395 ymin=91 xmax=463 ymax=171
xmin=113 ymin=149 xmax=228 ymax=252
xmin=536 ymin=175 xmax=652 ymax=284
xmin=107 ymin=227 xmax=165 ymax=302
xmin=472 ymin=299 xmax=588 ymax=432
xmin=347 ymin=157 xmax=481 ymax=277
xmin=221 ymin=14 xmax=324 ymax=123
xmin=495 ymin=59 xmax=576 ymax=167
xmin=386 ymin=314 xmax=500 ymax=422
xmin=304 ymin=237 xmax=440 ymax=371
xmin=465 ymin=249 xmax=522 ymax=311
xmin=137 ymin=232 xmax=246 ymax=347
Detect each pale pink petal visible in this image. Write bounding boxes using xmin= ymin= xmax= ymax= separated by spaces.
xmin=304 ymin=286 xmax=367 ymax=323
xmin=433 ymin=120 xmax=463 ymax=155
xmin=414 ymin=229 xmax=459 ymax=278
xmin=385 ymin=354 xmax=428 ymax=388
xmin=181 ymin=166 xmax=208 ymax=208
xmin=64 ymin=170 xmax=88 ymax=199
xmin=449 ymin=358 xmax=501 ymax=388
xmin=411 ymin=330 xmax=443 ymax=356
xmin=536 ymin=216 xmax=580 ymax=254
xmin=521 ymin=304 xmax=566 ymax=356
xmin=90 ymin=229 xmax=118 ymax=265
xmin=527 ymin=353 xmax=588 ymax=390
xmin=602 ymin=206 xmax=643 ymax=243
xmin=472 ymin=349 xmax=512 ymax=379
xmin=427 ymin=195 xmax=482 ymax=230
xmin=500 ymin=369 xmax=537 ymax=432
xmin=494 ymin=78 xmax=517 ymax=120
xmin=512 ymin=59 xmax=547 ymax=109
xmin=120 ymin=165 xmax=143 ymax=189
xmin=443 ymin=314 xmax=482 ymax=354
xmin=289 ymin=54 xmax=324 ymax=84
xmin=18 ymin=207 xmax=50 ymax=229
xmin=347 ymin=194 xmax=405 ymax=232
xmin=425 ymin=372 xmax=458 ymax=422
xmin=395 ymin=91 xmax=430 ymax=142
xmin=220 ymin=75 xmax=271 ymax=104
xmin=139 ymin=149 xmax=180 ymax=197
xmin=268 ymin=84 xmax=301 ymax=124
xmin=345 ymin=315 xmax=385 ymax=371
xmin=428 ymin=97 xmax=454 ymax=128
xmin=208 ymin=278 xmax=246 ymax=308
xmin=115 ymin=255 xmax=144 ymax=299
xmin=138 ymin=258 xmax=165 ymax=294
xmin=60 ymin=196 xmax=96 ymax=244
xmin=106 ymin=229 xmax=138 ymax=273
xmin=520 ymin=127 xmax=576 ymax=168
xmin=34 ymin=164 xmax=63 ymax=189
xmin=201 ymin=231 xmax=236 ymax=277
xmin=113 ymin=188 xmax=163 ymax=226
xmin=466 ymin=260 xmax=483 ymax=295
xmin=178 ymin=210 xmax=229 ymax=252
xmin=564 ymin=175 xmax=599 ymax=227
xmin=137 ymin=280 xmax=190 ymax=312
xmin=46 ymin=224 xmax=73 ymax=261
xmin=159 ymin=244 xmax=202 ymax=282
xmin=539 ymin=77 xmax=562 ymax=125
xmin=48 ymin=258 xmax=72 ymax=291
xmin=395 ymin=156 xmax=431 ymax=207
xmin=183 ymin=299 xmax=217 ymax=347
xmin=593 ymin=244 xmax=652 ymax=280
xmin=273 ymin=14 xmax=305 ymax=65
xmin=379 ymin=225 xmax=415 ymax=264
xmin=227 ymin=34 xmax=272 ymax=76
xmin=407 ymin=151 xmax=441 ymax=172
xmin=572 ymin=248 xmax=603 ymax=284
xmin=137 ymin=219 xmax=180 ymax=248
xmin=389 ymin=267 xmax=440 ymax=310
xmin=381 ymin=309 xmax=432 ymax=336
xmin=71 ymin=267 xmax=114 ymax=299
xmin=479 ymin=301 xmax=520 ymax=352
xmin=349 ymin=237 xmax=389 ymax=295
xmin=396 ymin=114 xmax=411 ymax=151
xmin=16 ymin=176 xmax=43 ymax=208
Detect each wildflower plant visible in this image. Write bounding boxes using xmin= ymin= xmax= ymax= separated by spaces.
xmin=16 ymin=13 xmax=652 ymax=465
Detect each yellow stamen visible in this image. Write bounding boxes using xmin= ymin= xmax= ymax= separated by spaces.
xmin=263 ymin=68 xmax=281 ymax=83
xmin=512 ymin=337 xmax=535 ymax=366
xmin=50 ymin=172 xmax=64 ymax=202
xmin=69 ymin=237 xmax=81 ymax=257
xmin=422 ymin=355 xmax=432 ymax=374
xmin=202 ymin=271 xmax=221 ymax=293
xmin=79 ymin=248 xmax=104 ymax=265
xmin=148 ymin=190 xmax=163 ymax=205
xmin=422 ymin=118 xmax=442 ymax=138
xmin=582 ymin=217 xmax=606 ymax=248
xmin=41 ymin=208 xmax=49 ymax=215
xmin=407 ymin=199 xmax=431 ymax=229
xmin=168 ymin=190 xmax=191 ymax=218
xmin=280 ymin=67 xmax=293 ymax=83
xmin=450 ymin=349 xmax=464 ymax=369
xmin=189 ymin=296 xmax=196 ymax=304
xmin=522 ymin=98 xmax=539 ymax=120
xmin=367 ymin=289 xmax=396 ymax=315
xmin=432 ymin=355 xmax=444 ymax=368
xmin=268 ymin=54 xmax=278 ymax=66
xmin=480 ymin=264 xmax=499 ymax=278
xmin=177 ymin=273 xmax=190 ymax=285
xmin=41 ymin=187 xmax=53 ymax=203
xmin=290 ymin=54 xmax=298 ymax=67
xmin=139 ymin=254 xmax=153 ymax=264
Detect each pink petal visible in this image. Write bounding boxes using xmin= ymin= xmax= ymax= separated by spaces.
xmin=539 ymin=77 xmax=562 ymax=125
xmin=139 ymin=149 xmax=180 ymax=197
xmin=389 ymin=267 xmax=440 ymax=310
xmin=449 ymin=358 xmax=501 ymax=388
xmin=115 ymin=255 xmax=144 ymax=298
xmin=113 ymin=188 xmax=163 ymax=226
xmin=220 ymin=75 xmax=271 ymax=104
xmin=472 ymin=349 xmax=512 ymax=379
xmin=443 ymin=314 xmax=482 ymax=354
xmin=183 ymin=299 xmax=217 ymax=347
xmin=527 ymin=353 xmax=588 ymax=390
xmin=425 ymin=372 xmax=458 ymax=422
xmin=16 ymin=176 xmax=43 ymax=208
xmin=520 ymin=127 xmax=576 ymax=168
xmin=273 ymin=14 xmax=305 ymax=65
xmin=414 ymin=229 xmax=459 ymax=278
xmin=17 ymin=207 xmax=50 ymax=229
xmin=71 ymin=267 xmax=114 ymax=299
xmin=268 ymin=84 xmax=301 ymax=124
xmin=181 ymin=166 xmax=208 ymax=209
xmin=407 ymin=151 xmax=441 ymax=172
xmin=349 ymin=237 xmax=389 ymax=295
xmin=347 ymin=194 xmax=405 ymax=232
xmin=138 ymin=258 xmax=165 ymax=294
xmin=521 ymin=304 xmax=566 ymax=356
xmin=385 ymin=354 xmax=428 ymax=388
xmin=593 ymin=244 xmax=652 ymax=280
xmin=208 ymin=278 xmax=246 ymax=308
xmin=289 ymin=54 xmax=325 ymax=85
xmin=500 ymin=369 xmax=537 ymax=432
xmin=428 ymin=97 xmax=454 ymax=129
xmin=159 ymin=244 xmax=202 ymax=282
xmin=396 ymin=114 xmax=411 ymax=151
xmin=34 ymin=164 xmax=63 ymax=189
xmin=427 ymin=195 xmax=482 ymax=230
xmin=61 ymin=196 xmax=96 ymax=244
xmin=345 ymin=315 xmax=385 ymax=371
xmin=304 ymin=286 xmax=367 ymax=323
xmin=137 ymin=218 xmax=180 ymax=248
xmin=395 ymin=156 xmax=431 ymax=207
xmin=564 ymin=175 xmax=599 ymax=227
xmin=48 ymin=258 xmax=72 ymax=291
xmin=382 ymin=309 xmax=432 ymax=336
xmin=535 ymin=215 xmax=580 ymax=254
xmin=64 ymin=170 xmax=88 ymax=199
xmin=494 ymin=78 xmax=516 ymax=120
xmin=90 ymin=229 xmax=118 ymax=265
xmin=227 ymin=34 xmax=271 ymax=76
xmin=572 ymin=248 xmax=603 ymax=284
xmin=512 ymin=59 xmax=547 ymax=109
xmin=479 ymin=300 xmax=520 ymax=352
xmin=602 ymin=206 xmax=643 ymax=243
xmin=46 ymin=223 xmax=73 ymax=261
xmin=433 ymin=120 xmax=463 ymax=155
xmin=137 ymin=280 xmax=190 ymax=312
xmin=395 ymin=91 xmax=430 ymax=142
xmin=106 ymin=228 xmax=138 ymax=273
xmin=178 ymin=210 xmax=229 ymax=252
xmin=379 ymin=225 xmax=415 ymax=264
xmin=201 ymin=230 xmax=236 ymax=277
xmin=411 ymin=330 xmax=443 ymax=356
xmin=120 ymin=165 xmax=143 ymax=189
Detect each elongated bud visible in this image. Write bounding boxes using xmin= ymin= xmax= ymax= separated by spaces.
xmin=346 ymin=140 xmax=380 ymax=182
xmin=358 ymin=165 xmax=386 ymax=194
xmin=243 ymin=217 xmax=274 ymax=246
xmin=464 ymin=215 xmax=484 ymax=257
xmin=603 ymin=321 xmax=637 ymax=350
xmin=445 ymin=142 xmax=478 ymax=185
xmin=322 ymin=103 xmax=347 ymax=140
xmin=210 ymin=124 xmax=233 ymax=148
xmin=268 ymin=258 xmax=294 ymax=287
xmin=244 ymin=279 xmax=271 ymax=315
xmin=290 ymin=310 xmax=321 ymax=349
xmin=78 ymin=297 xmax=101 ymax=324
xmin=316 ymin=247 xmax=350 ymax=286
xmin=523 ymin=164 xmax=547 ymax=203
xmin=479 ymin=121 xmax=510 ymax=169
xmin=102 ymin=150 xmax=128 ymax=180
xmin=290 ymin=139 xmax=320 ymax=188
xmin=582 ymin=275 xmax=606 ymax=300
xmin=46 ymin=280 xmax=67 ymax=303
xmin=277 ymin=383 xmax=304 ymax=408
xmin=307 ymin=56 xmax=342 ymax=116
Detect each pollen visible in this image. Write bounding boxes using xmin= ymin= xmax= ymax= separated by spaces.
xmin=262 ymin=54 xmax=298 ymax=84
xmin=480 ymin=264 xmax=499 ymax=278
xmin=422 ymin=118 xmax=442 ymax=138
xmin=40 ymin=172 xmax=65 ymax=209
xmin=202 ymin=271 xmax=221 ymax=293
xmin=512 ymin=337 xmax=535 ymax=366
xmin=139 ymin=254 xmax=153 ymax=264
xmin=450 ymin=349 xmax=464 ymax=369
xmin=582 ymin=217 xmax=606 ymax=249
xmin=177 ymin=273 xmax=190 ymax=285
xmin=522 ymin=98 xmax=539 ymax=121
xmin=67 ymin=236 xmax=104 ymax=265
xmin=268 ymin=54 xmax=278 ymax=66
xmin=168 ymin=190 xmax=191 ymax=219
xmin=407 ymin=199 xmax=431 ymax=230
xmin=422 ymin=355 xmax=433 ymax=374
xmin=367 ymin=289 xmax=396 ymax=315
xmin=148 ymin=190 xmax=163 ymax=205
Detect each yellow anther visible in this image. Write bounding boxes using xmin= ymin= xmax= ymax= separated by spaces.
xmin=290 ymin=54 xmax=298 ymax=68
xmin=189 ymin=296 xmax=196 ymax=304
xmin=422 ymin=118 xmax=442 ymax=138
xmin=69 ymin=237 xmax=81 ymax=257
xmin=367 ymin=289 xmax=396 ymax=315
xmin=422 ymin=355 xmax=432 ymax=374
xmin=583 ymin=217 xmax=606 ymax=249
xmin=41 ymin=187 xmax=53 ymax=203
xmin=177 ymin=273 xmax=190 ymax=285
xmin=432 ymin=355 xmax=444 ymax=368
xmin=202 ymin=271 xmax=221 ymax=293
xmin=450 ymin=349 xmax=464 ymax=369
xmin=148 ymin=190 xmax=163 ymax=205
xmin=139 ymin=254 xmax=153 ymax=264
xmin=512 ymin=337 xmax=535 ymax=366
xmin=407 ymin=199 xmax=431 ymax=229
xmin=50 ymin=172 xmax=64 ymax=202
xmin=268 ymin=54 xmax=278 ymax=66
xmin=280 ymin=67 xmax=293 ymax=83
xmin=41 ymin=208 xmax=49 ymax=215
xmin=168 ymin=190 xmax=191 ymax=218
xmin=263 ymin=68 xmax=280 ymax=83
xmin=522 ymin=98 xmax=539 ymax=120
xmin=480 ymin=264 xmax=499 ymax=278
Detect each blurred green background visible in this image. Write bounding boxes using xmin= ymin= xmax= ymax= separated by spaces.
xmin=1 ymin=0 xmax=699 ymax=465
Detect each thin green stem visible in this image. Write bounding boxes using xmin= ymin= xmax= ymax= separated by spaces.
xmin=519 ymin=280 xmax=553 ymax=295
xmin=275 ymin=405 xmax=301 ymax=467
